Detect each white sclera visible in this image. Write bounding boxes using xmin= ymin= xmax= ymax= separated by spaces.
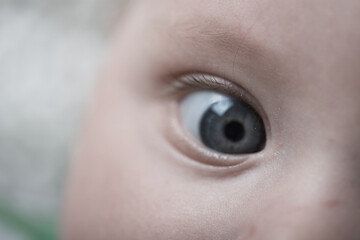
xmin=180 ymin=91 xmax=231 ymax=140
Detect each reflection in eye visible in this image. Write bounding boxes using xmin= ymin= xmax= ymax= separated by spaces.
xmin=180 ymin=91 xmax=266 ymax=154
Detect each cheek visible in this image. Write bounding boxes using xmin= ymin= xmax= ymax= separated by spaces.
xmin=63 ymin=81 xmax=259 ymax=240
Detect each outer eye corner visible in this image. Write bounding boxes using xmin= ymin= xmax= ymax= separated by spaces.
xmin=180 ymin=90 xmax=266 ymax=155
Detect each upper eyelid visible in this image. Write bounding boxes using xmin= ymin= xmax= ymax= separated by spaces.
xmin=163 ymin=73 xmax=261 ymax=110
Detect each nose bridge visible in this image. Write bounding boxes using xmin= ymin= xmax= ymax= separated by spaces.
xmin=257 ymin=150 xmax=360 ymax=239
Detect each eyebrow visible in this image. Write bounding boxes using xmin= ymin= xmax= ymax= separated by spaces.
xmin=174 ymin=17 xmax=247 ymax=49
xmin=165 ymin=15 xmax=272 ymax=66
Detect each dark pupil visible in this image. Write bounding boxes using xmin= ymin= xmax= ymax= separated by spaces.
xmin=223 ymin=121 xmax=244 ymax=142
xmin=200 ymin=98 xmax=266 ymax=154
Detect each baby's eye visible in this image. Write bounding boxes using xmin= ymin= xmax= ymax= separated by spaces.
xmin=180 ymin=91 xmax=266 ymax=154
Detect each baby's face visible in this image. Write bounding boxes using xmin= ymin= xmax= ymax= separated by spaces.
xmin=63 ymin=0 xmax=360 ymax=239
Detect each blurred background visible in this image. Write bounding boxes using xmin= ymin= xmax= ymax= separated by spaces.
xmin=0 ymin=0 xmax=126 ymax=239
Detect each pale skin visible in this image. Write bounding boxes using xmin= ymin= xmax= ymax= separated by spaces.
xmin=62 ymin=0 xmax=360 ymax=239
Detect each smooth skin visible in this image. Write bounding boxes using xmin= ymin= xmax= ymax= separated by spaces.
xmin=63 ymin=0 xmax=360 ymax=239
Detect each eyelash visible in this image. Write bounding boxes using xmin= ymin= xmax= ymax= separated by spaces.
xmin=166 ymin=73 xmax=245 ymax=97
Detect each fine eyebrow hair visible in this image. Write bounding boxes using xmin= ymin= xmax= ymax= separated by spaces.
xmin=168 ymin=0 xmax=276 ymax=58
xmin=161 ymin=13 xmax=285 ymax=90
xmin=166 ymin=15 xmax=269 ymax=63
